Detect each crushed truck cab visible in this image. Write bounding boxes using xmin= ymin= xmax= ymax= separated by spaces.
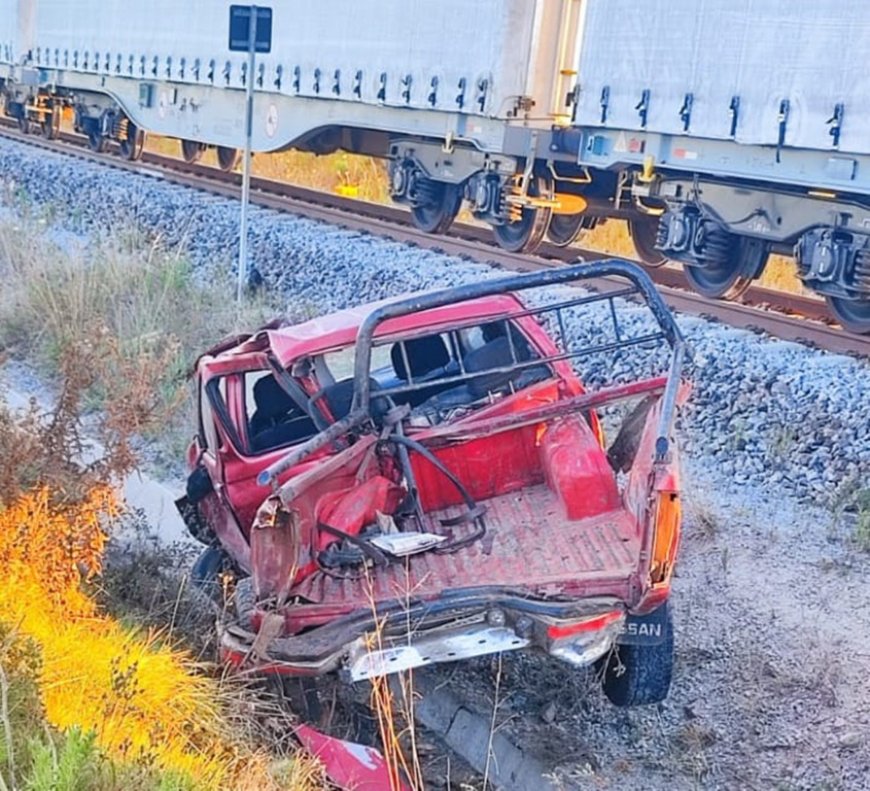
xmin=178 ymin=260 xmax=689 ymax=706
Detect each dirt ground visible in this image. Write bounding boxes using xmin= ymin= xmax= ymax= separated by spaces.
xmin=420 ymin=458 xmax=870 ymax=790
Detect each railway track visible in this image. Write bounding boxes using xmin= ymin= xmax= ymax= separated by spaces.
xmin=1 ymin=120 xmax=868 ymax=358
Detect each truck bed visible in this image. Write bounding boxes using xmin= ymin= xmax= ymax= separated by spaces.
xmin=291 ymin=483 xmax=641 ymax=610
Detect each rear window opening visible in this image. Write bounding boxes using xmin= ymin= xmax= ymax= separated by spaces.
xmin=225 ymin=317 xmax=556 ymax=456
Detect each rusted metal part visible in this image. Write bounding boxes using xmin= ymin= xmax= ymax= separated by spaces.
xmin=221 ymin=589 xmax=625 ymax=671
xmin=1 ymin=121 xmax=867 ymax=354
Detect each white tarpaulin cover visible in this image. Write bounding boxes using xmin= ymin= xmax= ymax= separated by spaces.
xmin=575 ymin=0 xmax=870 ymax=156
xmin=18 ymin=0 xmax=537 ymax=113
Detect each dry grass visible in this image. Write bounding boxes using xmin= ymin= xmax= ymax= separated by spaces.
xmin=0 ymin=211 xmax=329 ymax=788
xmin=145 ymin=135 xmax=390 ymax=204
xmin=0 ymin=214 xmax=284 ymax=466
xmin=0 ymin=487 xmax=325 ymax=790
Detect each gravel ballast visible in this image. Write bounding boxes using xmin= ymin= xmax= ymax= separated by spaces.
xmin=2 ymin=138 xmax=869 ymax=789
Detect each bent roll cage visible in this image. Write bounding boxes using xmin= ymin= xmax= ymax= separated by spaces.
xmin=259 ymin=259 xmax=686 ymax=488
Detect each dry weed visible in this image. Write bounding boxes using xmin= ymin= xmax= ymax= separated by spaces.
xmin=0 ymin=487 xmax=325 ymax=789
xmin=0 ymin=215 xmax=283 ymax=467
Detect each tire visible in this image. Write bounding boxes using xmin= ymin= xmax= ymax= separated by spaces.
xmin=181 ymin=139 xmax=206 ymax=165
xmin=600 ymin=601 xmax=674 ymax=707
xmin=232 ymin=575 xmax=256 ymax=631
xmin=546 ymin=213 xmax=593 ymax=247
xmin=190 ymin=545 xmax=228 ymax=602
xmin=119 ymin=124 xmax=145 ymax=161
xmin=492 ymin=175 xmax=552 ymax=254
xmin=217 ymin=146 xmax=241 ymax=172
xmin=410 ymin=181 xmax=462 ymax=234
xmin=826 ymin=295 xmax=870 ymax=334
xmin=629 ymin=216 xmax=667 ymax=266
xmin=683 ymin=234 xmax=769 ymax=300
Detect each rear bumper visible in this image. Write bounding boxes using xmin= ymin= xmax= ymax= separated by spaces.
xmin=219 ymin=589 xmax=627 ymax=680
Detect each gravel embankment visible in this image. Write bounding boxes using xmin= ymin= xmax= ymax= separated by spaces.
xmin=2 ymin=138 xmax=869 ymax=789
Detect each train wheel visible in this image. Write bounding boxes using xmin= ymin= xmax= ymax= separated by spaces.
xmin=492 ymin=176 xmax=552 ymax=254
xmin=87 ymin=129 xmax=109 ymax=153
xmin=217 ymin=146 xmax=241 ymax=172
xmin=546 ymin=213 xmax=589 ymax=247
xmin=410 ymin=181 xmax=462 ymax=234
xmin=684 ymin=236 xmax=768 ymax=300
xmin=181 ymin=139 xmax=207 ymax=164
xmin=41 ymin=103 xmax=61 ymax=140
xmin=17 ymin=115 xmax=34 ymax=135
xmin=119 ymin=124 xmax=145 ymax=161
xmin=826 ymin=296 xmax=870 ymax=334
xmin=629 ymin=216 xmax=667 ymax=266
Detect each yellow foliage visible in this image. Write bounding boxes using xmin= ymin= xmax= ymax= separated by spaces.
xmin=0 ymin=489 xmax=323 ymax=789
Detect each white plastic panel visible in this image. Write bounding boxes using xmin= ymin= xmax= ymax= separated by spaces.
xmin=0 ymin=0 xmax=21 ymax=64
xmin=575 ymin=0 xmax=870 ymax=156
xmin=30 ymin=0 xmax=539 ymax=115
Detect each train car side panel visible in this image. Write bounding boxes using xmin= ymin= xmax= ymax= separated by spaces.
xmin=575 ymin=0 xmax=870 ymax=156
xmin=31 ymin=0 xmax=539 ymax=115
xmin=0 ymin=0 xmax=24 ymax=66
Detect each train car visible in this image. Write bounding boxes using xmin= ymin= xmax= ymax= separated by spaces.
xmin=0 ymin=0 xmax=602 ymax=251
xmin=1 ymin=0 xmax=869 ymax=332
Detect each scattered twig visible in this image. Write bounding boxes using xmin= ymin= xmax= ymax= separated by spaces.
xmin=0 ymin=660 xmax=15 ymax=790
xmin=482 ymin=653 xmax=503 ymax=789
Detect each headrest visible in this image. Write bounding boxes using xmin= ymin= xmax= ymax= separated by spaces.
xmin=391 ymin=335 xmax=450 ymax=381
xmin=253 ymin=375 xmax=297 ymax=419
xmin=318 ymin=377 xmax=391 ymax=423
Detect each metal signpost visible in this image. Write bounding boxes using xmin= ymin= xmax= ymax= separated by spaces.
xmin=229 ymin=5 xmax=272 ymax=303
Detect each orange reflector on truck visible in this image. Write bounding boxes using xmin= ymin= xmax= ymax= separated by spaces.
xmin=547 ymin=609 xmax=623 ymax=640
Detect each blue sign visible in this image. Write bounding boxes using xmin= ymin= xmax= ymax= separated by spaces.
xmin=229 ymin=5 xmax=273 ymax=53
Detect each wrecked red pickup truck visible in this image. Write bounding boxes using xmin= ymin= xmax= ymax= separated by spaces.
xmin=178 ymin=260 xmax=688 ymax=706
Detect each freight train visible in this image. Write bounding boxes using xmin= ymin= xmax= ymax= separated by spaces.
xmin=2 ymin=0 xmax=869 ymax=332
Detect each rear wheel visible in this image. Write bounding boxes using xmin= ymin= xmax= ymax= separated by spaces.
xmin=217 ymin=146 xmax=241 ymax=172
xmin=684 ymin=235 xmax=768 ymax=300
xmin=827 ymin=296 xmax=870 ymax=334
xmin=410 ymin=181 xmax=462 ymax=234
xmin=492 ymin=176 xmax=552 ymax=254
xmin=600 ymin=602 xmax=674 ymax=707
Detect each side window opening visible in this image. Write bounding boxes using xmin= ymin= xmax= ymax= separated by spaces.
xmin=374 ymin=319 xmax=552 ymax=422
xmin=199 ymin=377 xmax=223 ymax=453
xmin=243 ymin=371 xmax=318 ymax=455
